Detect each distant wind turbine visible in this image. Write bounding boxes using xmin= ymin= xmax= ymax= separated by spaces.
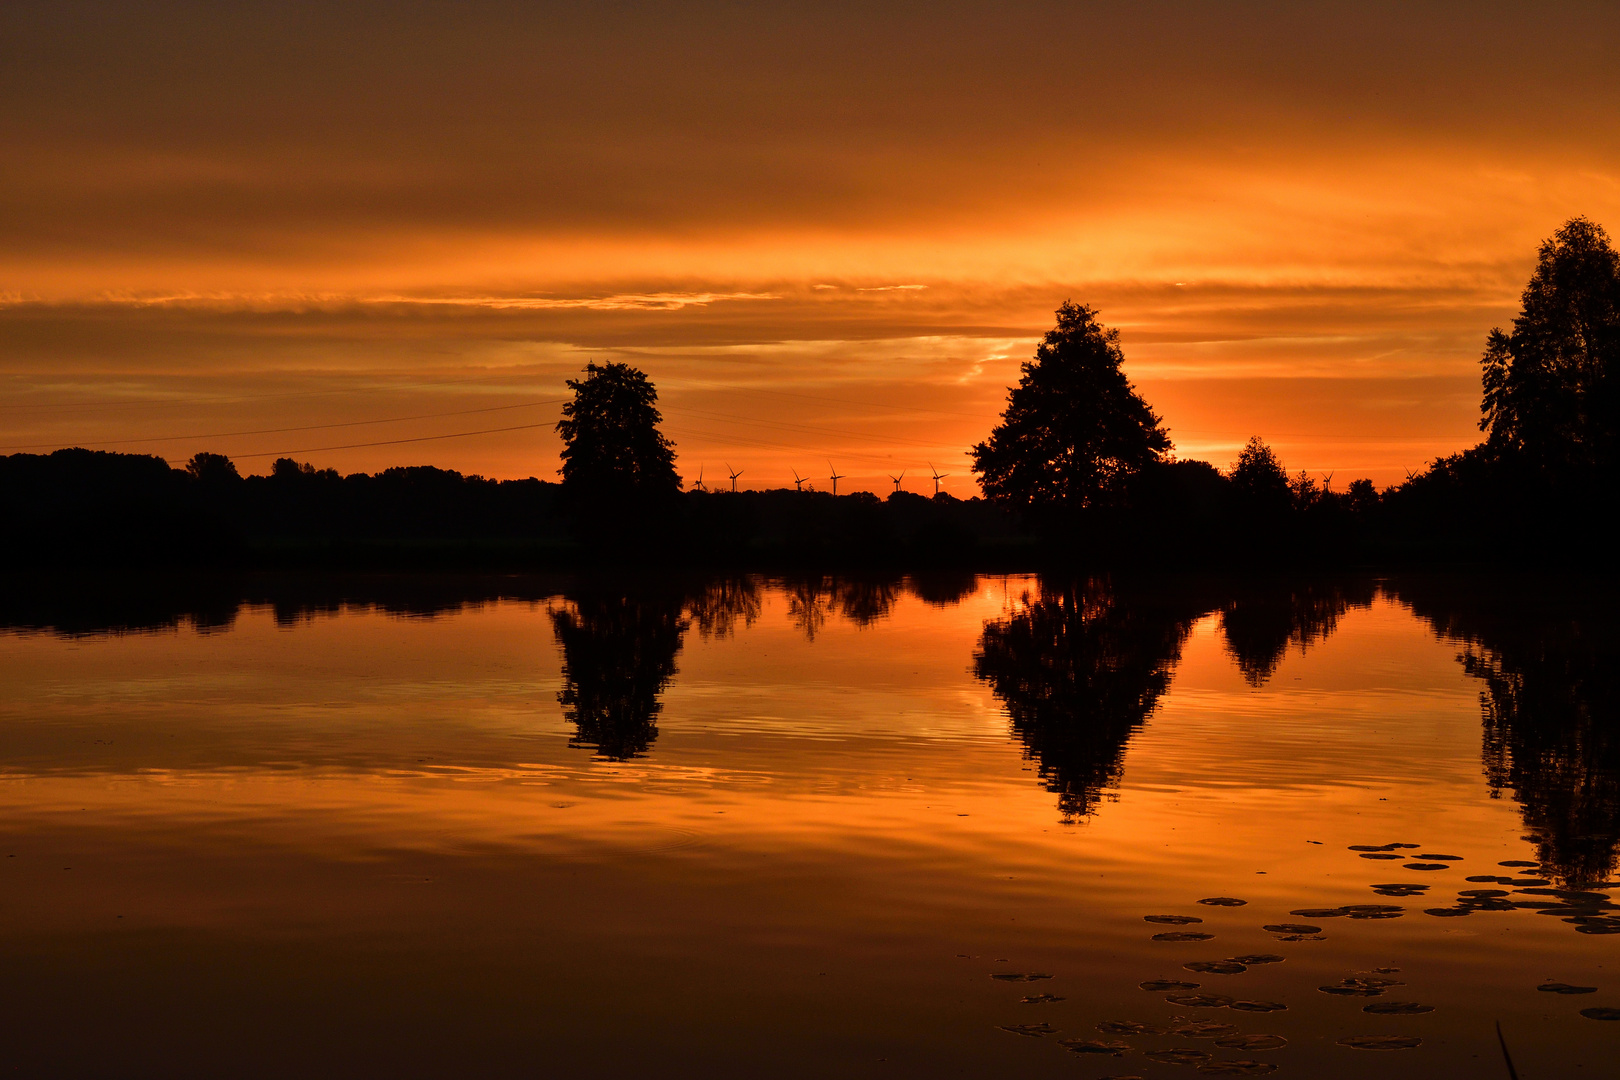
xmin=791 ymin=468 xmax=807 ymax=492
xmin=726 ymin=463 xmax=743 ymax=492
xmin=889 ymin=470 xmax=905 ymax=493
xmin=1320 ymin=471 xmax=1333 ymax=491
xmin=692 ymin=464 xmax=707 ymax=492
xmin=828 ymin=462 xmax=845 ymax=496
xmin=929 ymin=462 xmax=948 ymax=495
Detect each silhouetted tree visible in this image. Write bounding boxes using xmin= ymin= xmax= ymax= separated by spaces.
xmin=551 ymin=588 xmax=688 ymax=759
xmin=556 ymin=362 xmax=680 ymax=498
xmin=1228 ymin=437 xmax=1291 ymax=511
xmin=974 ymin=579 xmax=1207 ymax=819
xmin=1481 ymin=217 xmax=1620 ymax=478
xmin=971 ymin=303 xmax=1169 ymax=513
xmin=185 ymin=452 xmax=240 ymax=485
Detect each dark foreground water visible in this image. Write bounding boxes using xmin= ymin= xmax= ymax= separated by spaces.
xmin=1 ymin=573 xmax=1616 ymax=1078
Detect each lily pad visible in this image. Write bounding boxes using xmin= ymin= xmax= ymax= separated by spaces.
xmin=1144 ymin=1049 xmax=1213 ymax=1065
xmin=1214 ymin=1034 xmax=1287 ymax=1051
xmin=1169 ymin=1019 xmax=1240 ymax=1038
xmin=990 ymin=972 xmax=1053 ymax=982
xmin=1020 ymin=994 xmax=1065 ymax=1004
xmin=1196 ymin=1060 xmax=1278 ymax=1075
xmin=1338 ymin=1035 xmax=1422 ymax=1050
xmin=1424 ymin=907 xmax=1471 ymax=917
xmin=1262 ymin=923 xmax=1321 ymax=934
xmin=1098 ymin=1020 xmax=1166 ymax=1035
xmin=1363 ymin=1001 xmax=1435 ymax=1014
xmin=1166 ymin=992 xmax=1235 ymax=1008
xmin=1359 ymin=853 xmax=1404 ymax=860
xmin=1580 ymin=1007 xmax=1620 ymax=1020
xmin=1290 ymin=907 xmax=1350 ymax=918
xmin=1499 ymin=860 xmax=1541 ymax=867
xmin=1147 ymin=915 xmax=1205 ymax=925
xmin=1155 ymin=932 xmax=1216 ymax=942
xmin=1142 ymin=980 xmax=1202 ymax=992
xmin=1229 ymin=1000 xmax=1287 ymax=1013
xmin=1198 ymin=897 xmax=1248 ymax=907
xmin=1415 ymin=854 xmax=1462 ymax=860
xmin=1185 ymin=961 xmax=1248 ymax=975
xmin=1227 ymin=954 xmax=1285 ymax=965
xmin=1057 ymin=1038 xmax=1130 ymax=1053
xmin=998 ymin=1022 xmax=1058 ymax=1037
xmin=1538 ymin=982 xmax=1598 ymax=994
xmin=1403 ymin=863 xmax=1450 ymax=871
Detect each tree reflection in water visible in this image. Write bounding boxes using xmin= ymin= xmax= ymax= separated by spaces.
xmin=1396 ymin=578 xmax=1620 ymax=885
xmin=551 ymin=587 xmax=689 ymax=760
xmin=1219 ymin=579 xmax=1375 ymax=687
xmin=973 ymin=579 xmax=1209 ymax=820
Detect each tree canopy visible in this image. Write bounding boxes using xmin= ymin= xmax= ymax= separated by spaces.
xmin=971 ymin=303 xmax=1169 ymax=511
xmin=556 ymin=362 xmax=679 ymax=496
xmin=1480 ymin=216 xmax=1620 ymax=478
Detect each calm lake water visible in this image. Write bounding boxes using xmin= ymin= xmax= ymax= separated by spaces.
xmin=1 ymin=573 xmax=1616 ymax=1078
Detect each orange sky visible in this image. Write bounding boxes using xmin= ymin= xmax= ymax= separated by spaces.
xmin=4 ymin=2 xmax=1619 ymax=491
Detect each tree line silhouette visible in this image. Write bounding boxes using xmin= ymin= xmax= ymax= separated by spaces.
xmin=4 ymin=216 xmax=1613 ymax=567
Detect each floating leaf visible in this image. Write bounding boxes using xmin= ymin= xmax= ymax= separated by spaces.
xmin=1363 ymin=1002 xmax=1435 ymax=1014
xmin=1147 ymin=915 xmax=1205 ymax=925
xmin=1415 ymin=854 xmax=1462 ymax=861
xmin=1214 ymin=1034 xmax=1287 ymax=1051
xmin=1338 ymin=1035 xmax=1422 ymax=1050
xmin=1227 ymin=954 xmax=1284 ymax=966
xmin=1538 ymin=982 xmax=1598 ymax=995
xmin=1198 ymin=897 xmax=1248 ymax=907
xmin=1403 ymin=863 xmax=1450 ymax=871
xmin=1141 ymin=980 xmax=1202 ymax=992
xmin=1144 ymin=1049 xmax=1213 ymax=1065
xmin=1166 ymin=992 xmax=1235 ymax=1008
xmin=990 ymin=972 xmax=1054 ymax=982
xmin=1057 ymin=1038 xmax=1130 ymax=1053
xmin=1155 ymin=932 xmax=1216 ymax=942
xmin=1580 ymin=1007 xmax=1620 ymax=1020
xmin=1359 ymin=853 xmax=1404 ymax=860
xmin=1290 ymin=907 xmax=1350 ymax=918
xmin=1424 ymin=907 xmax=1471 ymax=917
xmin=1499 ymin=860 xmax=1540 ymax=868
xmin=1098 ymin=1020 xmax=1166 ymax=1036
xmin=998 ymin=1022 xmax=1057 ymax=1037
xmin=1169 ymin=1019 xmax=1240 ymax=1038
xmin=1229 ymin=1000 xmax=1287 ymax=1013
xmin=1262 ymin=923 xmax=1321 ymax=934
xmin=1196 ymin=1060 xmax=1278 ymax=1075
xmin=1186 ymin=961 xmax=1248 ymax=975
xmin=1020 ymin=993 xmax=1065 ymax=1004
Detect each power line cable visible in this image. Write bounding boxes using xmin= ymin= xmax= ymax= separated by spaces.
xmin=0 ymin=397 xmax=567 ymax=452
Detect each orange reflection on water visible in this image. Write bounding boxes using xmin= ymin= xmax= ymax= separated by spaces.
xmin=0 ymin=575 xmax=1615 ymax=1077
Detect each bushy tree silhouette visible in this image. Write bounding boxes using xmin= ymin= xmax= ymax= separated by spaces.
xmin=1481 ymin=216 xmax=1620 ymax=477
xmin=971 ymin=303 xmax=1169 ymax=512
xmin=556 ymin=362 xmax=679 ymax=497
xmin=1228 ymin=436 xmax=1291 ymax=510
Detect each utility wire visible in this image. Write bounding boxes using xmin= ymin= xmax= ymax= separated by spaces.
xmin=0 ymin=398 xmax=567 ymax=451
xmin=229 ymin=421 xmax=560 ymax=460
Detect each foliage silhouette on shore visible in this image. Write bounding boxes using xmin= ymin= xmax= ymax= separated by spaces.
xmin=557 ymin=362 xmax=679 ymax=498
xmin=5 ymin=217 xmax=1616 ymax=568
xmin=970 ymin=301 xmax=1169 ymax=516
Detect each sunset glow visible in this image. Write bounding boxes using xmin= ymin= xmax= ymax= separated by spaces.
xmin=5 ymin=3 xmax=1619 ymax=489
